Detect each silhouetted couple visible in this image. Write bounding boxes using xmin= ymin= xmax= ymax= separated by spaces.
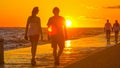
xmin=25 ymin=7 xmax=67 ymax=66
xmin=104 ymin=19 xmax=120 ymax=45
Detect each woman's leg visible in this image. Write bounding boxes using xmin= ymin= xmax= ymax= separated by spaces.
xmin=31 ymin=42 xmax=37 ymax=59
xmin=29 ymin=35 xmax=39 ymax=65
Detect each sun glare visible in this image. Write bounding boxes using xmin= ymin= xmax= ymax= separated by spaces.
xmin=66 ymin=20 xmax=72 ymax=27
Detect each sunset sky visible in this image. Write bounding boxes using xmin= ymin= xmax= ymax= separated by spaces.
xmin=1 ymin=0 xmax=120 ymax=27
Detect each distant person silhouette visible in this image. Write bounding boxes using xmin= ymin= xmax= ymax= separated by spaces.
xmin=47 ymin=7 xmax=67 ymax=66
xmin=104 ymin=19 xmax=112 ymax=44
xmin=113 ymin=20 xmax=120 ymax=44
xmin=24 ymin=7 xmax=43 ymax=65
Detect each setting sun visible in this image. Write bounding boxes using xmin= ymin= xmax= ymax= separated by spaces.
xmin=1 ymin=0 xmax=120 ymax=27
xmin=66 ymin=20 xmax=72 ymax=27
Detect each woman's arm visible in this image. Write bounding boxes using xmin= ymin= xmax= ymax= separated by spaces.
xmin=24 ymin=17 xmax=30 ymax=40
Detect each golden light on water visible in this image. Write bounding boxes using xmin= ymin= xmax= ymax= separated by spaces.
xmin=65 ymin=40 xmax=72 ymax=54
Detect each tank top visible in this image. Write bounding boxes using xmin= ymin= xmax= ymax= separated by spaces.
xmin=28 ymin=16 xmax=40 ymax=36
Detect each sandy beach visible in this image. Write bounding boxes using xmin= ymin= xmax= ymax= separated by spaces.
xmin=3 ymin=44 xmax=105 ymax=68
xmin=65 ymin=44 xmax=120 ymax=68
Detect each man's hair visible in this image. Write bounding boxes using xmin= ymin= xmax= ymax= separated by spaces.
xmin=53 ymin=7 xmax=60 ymax=14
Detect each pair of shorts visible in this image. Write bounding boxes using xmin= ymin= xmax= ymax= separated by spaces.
xmin=115 ymin=31 xmax=119 ymax=34
xmin=51 ymin=37 xmax=65 ymax=49
xmin=29 ymin=35 xmax=39 ymax=43
xmin=106 ymin=30 xmax=111 ymax=34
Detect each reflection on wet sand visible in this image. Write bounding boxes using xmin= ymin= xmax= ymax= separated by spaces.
xmin=65 ymin=40 xmax=72 ymax=54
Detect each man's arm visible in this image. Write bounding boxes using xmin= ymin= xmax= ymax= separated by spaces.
xmin=38 ymin=18 xmax=43 ymax=40
xmin=63 ymin=19 xmax=68 ymax=40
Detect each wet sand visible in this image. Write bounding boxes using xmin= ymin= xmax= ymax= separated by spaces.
xmin=2 ymin=43 xmax=105 ymax=68
xmin=65 ymin=44 xmax=120 ymax=68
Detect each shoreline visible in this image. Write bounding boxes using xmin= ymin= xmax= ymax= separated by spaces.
xmin=4 ymin=34 xmax=105 ymax=51
xmin=4 ymin=40 xmax=50 ymax=51
xmin=1 ymin=27 xmax=104 ymax=51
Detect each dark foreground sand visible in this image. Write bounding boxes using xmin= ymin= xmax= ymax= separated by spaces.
xmin=65 ymin=45 xmax=120 ymax=68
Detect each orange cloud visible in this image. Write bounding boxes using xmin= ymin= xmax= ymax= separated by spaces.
xmin=104 ymin=5 xmax=120 ymax=9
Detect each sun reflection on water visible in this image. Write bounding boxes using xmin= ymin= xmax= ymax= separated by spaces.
xmin=65 ymin=40 xmax=72 ymax=54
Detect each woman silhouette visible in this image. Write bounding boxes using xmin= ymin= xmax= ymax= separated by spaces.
xmin=25 ymin=7 xmax=43 ymax=65
xmin=113 ymin=20 xmax=120 ymax=44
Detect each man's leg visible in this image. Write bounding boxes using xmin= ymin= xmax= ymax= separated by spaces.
xmin=107 ymin=31 xmax=111 ymax=44
xmin=52 ymin=42 xmax=58 ymax=65
xmin=56 ymin=41 xmax=65 ymax=65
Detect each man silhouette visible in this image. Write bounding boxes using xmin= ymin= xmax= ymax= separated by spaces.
xmin=47 ymin=7 xmax=67 ymax=65
xmin=104 ymin=19 xmax=112 ymax=45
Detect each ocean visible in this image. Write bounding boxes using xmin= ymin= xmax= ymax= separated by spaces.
xmin=0 ymin=27 xmax=107 ymax=50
